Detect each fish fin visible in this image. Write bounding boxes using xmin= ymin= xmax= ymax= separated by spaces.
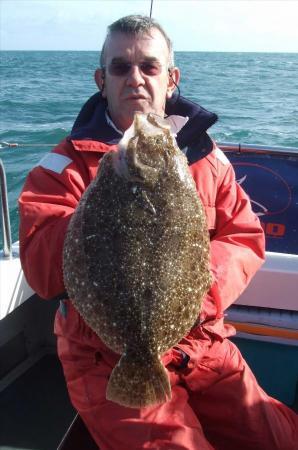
xmin=106 ymin=353 xmax=171 ymax=408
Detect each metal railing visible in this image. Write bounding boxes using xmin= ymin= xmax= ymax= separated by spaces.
xmin=0 ymin=159 xmax=12 ymax=258
xmin=217 ymin=142 xmax=298 ymax=157
xmin=2 ymin=140 xmax=298 ymax=156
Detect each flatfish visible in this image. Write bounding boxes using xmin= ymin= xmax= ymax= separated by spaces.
xmin=63 ymin=112 xmax=211 ymax=408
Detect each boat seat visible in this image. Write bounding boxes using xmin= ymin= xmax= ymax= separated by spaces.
xmin=57 ymin=413 xmax=99 ymax=450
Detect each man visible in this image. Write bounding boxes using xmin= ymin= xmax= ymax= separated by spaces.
xmin=19 ymin=15 xmax=297 ymax=450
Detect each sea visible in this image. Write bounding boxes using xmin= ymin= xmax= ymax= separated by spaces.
xmin=1 ymin=50 xmax=298 ymax=246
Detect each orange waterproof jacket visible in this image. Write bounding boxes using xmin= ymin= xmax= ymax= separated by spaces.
xmin=19 ymin=94 xmax=265 ymax=330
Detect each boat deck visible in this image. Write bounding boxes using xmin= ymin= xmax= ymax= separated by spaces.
xmin=0 ymin=337 xmax=297 ymax=450
xmin=0 ymin=354 xmax=75 ymax=450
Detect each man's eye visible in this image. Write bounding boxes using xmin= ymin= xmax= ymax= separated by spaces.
xmin=109 ymin=63 xmax=131 ymax=76
xmin=140 ymin=62 xmax=161 ymax=75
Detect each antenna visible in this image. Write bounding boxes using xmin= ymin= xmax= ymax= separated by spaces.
xmin=150 ymin=0 xmax=153 ymax=18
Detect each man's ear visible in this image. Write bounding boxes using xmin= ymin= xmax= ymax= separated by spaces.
xmin=94 ymin=68 xmax=106 ymax=98
xmin=166 ymin=67 xmax=180 ymax=99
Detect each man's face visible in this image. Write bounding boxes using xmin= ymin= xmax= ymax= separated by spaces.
xmin=95 ymin=28 xmax=180 ymax=132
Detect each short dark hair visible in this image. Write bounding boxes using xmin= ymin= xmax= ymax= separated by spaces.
xmin=100 ymin=15 xmax=174 ymax=68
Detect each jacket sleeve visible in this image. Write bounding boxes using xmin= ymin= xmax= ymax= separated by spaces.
xmin=19 ymin=144 xmax=88 ymax=299
xmin=199 ymin=154 xmax=266 ymax=323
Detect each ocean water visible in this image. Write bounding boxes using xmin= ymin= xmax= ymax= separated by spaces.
xmin=1 ymin=51 xmax=298 ymax=245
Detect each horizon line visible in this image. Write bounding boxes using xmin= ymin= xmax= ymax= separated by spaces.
xmin=1 ymin=49 xmax=298 ymax=54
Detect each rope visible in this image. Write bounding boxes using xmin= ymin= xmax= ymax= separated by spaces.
xmin=0 ymin=141 xmax=57 ymax=149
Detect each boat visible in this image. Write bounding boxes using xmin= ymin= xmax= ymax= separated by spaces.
xmin=0 ymin=142 xmax=297 ymax=449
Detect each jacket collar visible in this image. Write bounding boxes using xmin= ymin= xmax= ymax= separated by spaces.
xmin=69 ymin=92 xmax=218 ymax=162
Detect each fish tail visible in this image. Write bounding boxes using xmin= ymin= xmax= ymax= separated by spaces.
xmin=106 ymin=353 xmax=171 ymax=408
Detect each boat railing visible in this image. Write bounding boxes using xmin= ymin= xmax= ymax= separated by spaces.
xmin=0 ymin=158 xmax=12 ymax=258
xmin=218 ymin=142 xmax=298 ymax=157
xmin=1 ymin=139 xmax=298 ymax=155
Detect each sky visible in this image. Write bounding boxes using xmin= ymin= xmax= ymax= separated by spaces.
xmin=1 ymin=0 xmax=298 ymax=52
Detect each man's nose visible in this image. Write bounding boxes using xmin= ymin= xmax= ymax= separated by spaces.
xmin=126 ymin=65 xmax=145 ymax=87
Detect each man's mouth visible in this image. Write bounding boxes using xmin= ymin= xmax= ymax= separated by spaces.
xmin=126 ymin=95 xmax=147 ymax=100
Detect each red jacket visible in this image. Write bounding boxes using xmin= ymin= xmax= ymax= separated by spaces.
xmin=19 ymin=138 xmax=265 ymax=326
xmin=19 ymin=96 xmax=296 ymax=450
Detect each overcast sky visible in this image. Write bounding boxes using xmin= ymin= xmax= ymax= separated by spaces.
xmin=1 ymin=0 xmax=298 ymax=52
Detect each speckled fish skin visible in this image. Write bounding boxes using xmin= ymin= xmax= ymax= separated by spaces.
xmin=63 ymin=113 xmax=212 ymax=408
